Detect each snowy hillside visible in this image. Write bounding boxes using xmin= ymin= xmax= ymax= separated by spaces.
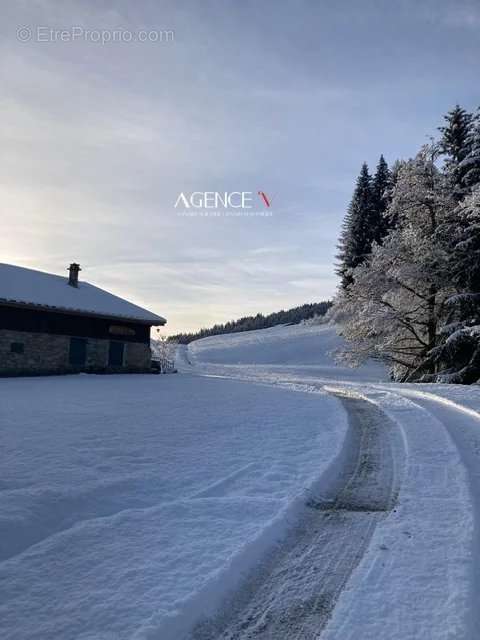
xmin=189 ymin=323 xmax=357 ymax=365
xmin=186 ymin=323 xmax=387 ymax=382
xmin=2 ymin=323 xmax=480 ymax=639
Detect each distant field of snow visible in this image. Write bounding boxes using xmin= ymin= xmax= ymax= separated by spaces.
xmin=187 ymin=323 xmax=387 ymax=382
xmin=0 ymin=374 xmax=347 ymax=640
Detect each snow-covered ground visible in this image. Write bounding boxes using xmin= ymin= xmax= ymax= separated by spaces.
xmin=0 ymin=371 xmax=347 ymax=640
xmin=184 ymin=324 xmax=480 ymax=639
xmin=2 ymin=322 xmax=480 ymax=639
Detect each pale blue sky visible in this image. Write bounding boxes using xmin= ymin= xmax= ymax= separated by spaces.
xmin=1 ymin=0 xmax=479 ymax=333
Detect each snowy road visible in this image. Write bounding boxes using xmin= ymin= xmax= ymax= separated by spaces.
xmin=389 ymin=390 xmax=480 ymax=637
xmin=183 ymin=324 xmax=480 ymax=639
xmin=190 ymin=395 xmax=403 ymax=639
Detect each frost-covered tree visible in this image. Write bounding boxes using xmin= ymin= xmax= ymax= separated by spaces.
xmin=425 ymin=189 xmax=480 ymax=383
xmin=460 ymin=107 xmax=480 ymax=191
xmin=447 ymin=189 xmax=480 ymax=293
xmin=438 ymin=104 xmax=473 ymax=198
xmin=336 ymin=147 xmax=455 ymax=380
xmin=333 ymin=107 xmax=480 ymax=384
xmin=336 ymin=163 xmax=375 ymax=289
xmin=151 ymin=334 xmax=177 ymax=372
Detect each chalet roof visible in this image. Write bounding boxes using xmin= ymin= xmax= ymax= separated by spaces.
xmin=0 ymin=263 xmax=166 ymax=325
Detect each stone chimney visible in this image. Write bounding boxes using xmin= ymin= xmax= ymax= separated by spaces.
xmin=68 ymin=263 xmax=81 ymax=287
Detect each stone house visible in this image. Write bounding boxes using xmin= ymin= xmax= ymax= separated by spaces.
xmin=0 ymin=263 xmax=166 ymax=376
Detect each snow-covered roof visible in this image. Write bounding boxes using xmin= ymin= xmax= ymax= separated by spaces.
xmin=0 ymin=263 xmax=166 ymax=325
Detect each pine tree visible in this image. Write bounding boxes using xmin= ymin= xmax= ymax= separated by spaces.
xmin=383 ymin=159 xmax=404 ymax=229
xmin=372 ymin=155 xmax=392 ymax=240
xmin=460 ymin=107 xmax=480 ymax=191
xmin=450 ymin=189 xmax=480 ymax=293
xmin=438 ymin=104 xmax=473 ymax=197
xmin=336 ymin=163 xmax=375 ymax=289
xmin=429 ymin=189 xmax=480 ymax=383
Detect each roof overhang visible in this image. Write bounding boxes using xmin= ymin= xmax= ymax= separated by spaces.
xmin=0 ymin=299 xmax=166 ymax=326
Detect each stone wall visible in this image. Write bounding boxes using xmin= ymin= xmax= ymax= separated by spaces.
xmin=125 ymin=342 xmax=152 ymax=370
xmin=0 ymin=329 xmax=152 ymax=376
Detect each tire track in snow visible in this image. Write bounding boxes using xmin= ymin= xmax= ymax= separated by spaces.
xmin=189 ymin=396 xmax=403 ymax=640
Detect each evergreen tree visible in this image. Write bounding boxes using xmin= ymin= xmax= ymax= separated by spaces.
xmin=449 ymin=189 xmax=480 ymax=293
xmin=372 ymin=155 xmax=392 ymax=239
xmin=383 ymin=159 xmax=404 ymax=229
xmin=429 ymin=189 xmax=480 ymax=383
xmin=438 ymin=104 xmax=473 ymax=197
xmin=460 ymin=107 xmax=480 ymax=191
xmin=337 ymin=163 xmax=375 ymax=289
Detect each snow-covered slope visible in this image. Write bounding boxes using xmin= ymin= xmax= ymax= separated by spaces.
xmin=187 ymin=323 xmax=387 ymax=382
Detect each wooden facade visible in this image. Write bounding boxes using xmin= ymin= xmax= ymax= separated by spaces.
xmin=1 ymin=304 xmax=151 ymax=343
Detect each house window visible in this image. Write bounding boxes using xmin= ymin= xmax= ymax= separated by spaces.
xmin=108 ymin=341 xmax=125 ymax=367
xmin=69 ymin=337 xmax=87 ymax=366
xmin=10 ymin=342 xmax=24 ymax=354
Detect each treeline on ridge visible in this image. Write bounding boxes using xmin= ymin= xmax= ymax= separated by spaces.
xmin=169 ymin=301 xmax=332 ymax=344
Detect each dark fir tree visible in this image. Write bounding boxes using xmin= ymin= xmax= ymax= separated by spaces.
xmin=460 ymin=107 xmax=480 ymax=191
xmin=451 ymin=193 xmax=480 ymax=294
xmin=438 ymin=104 xmax=473 ymax=197
xmin=383 ymin=159 xmax=404 ymax=229
xmin=337 ymin=163 xmax=375 ymax=289
xmin=372 ymin=155 xmax=391 ymax=240
xmin=430 ymin=191 xmax=480 ymax=384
